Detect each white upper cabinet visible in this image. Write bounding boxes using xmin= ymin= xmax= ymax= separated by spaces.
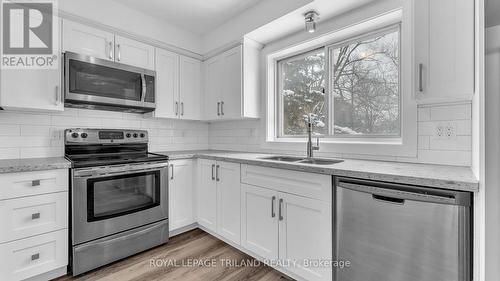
xmin=414 ymin=0 xmax=474 ymax=104
xmin=62 ymin=20 xmax=155 ymax=70
xmin=203 ymin=40 xmax=261 ymax=120
xmin=155 ymin=49 xmax=180 ymax=119
xmin=114 ymin=36 xmax=155 ymax=70
xmin=155 ymin=48 xmax=202 ymax=120
xmin=179 ymin=56 xmax=202 ymax=120
xmin=1 ymin=18 xmax=63 ymax=112
xmin=62 ymin=20 xmax=114 ymax=61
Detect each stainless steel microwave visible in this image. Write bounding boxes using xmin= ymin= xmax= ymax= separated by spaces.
xmin=64 ymin=52 xmax=156 ymax=113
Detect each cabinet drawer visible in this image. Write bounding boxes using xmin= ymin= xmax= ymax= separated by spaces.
xmin=0 ymin=229 xmax=68 ymax=281
xmin=241 ymin=165 xmax=331 ymax=201
xmin=0 ymin=169 xmax=68 ymax=200
xmin=0 ymin=192 xmax=68 ymax=243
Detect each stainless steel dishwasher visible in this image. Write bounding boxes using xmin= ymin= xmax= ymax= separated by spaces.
xmin=334 ymin=177 xmax=471 ymax=281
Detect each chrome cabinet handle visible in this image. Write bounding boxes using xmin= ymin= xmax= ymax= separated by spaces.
xmin=54 ymin=86 xmax=59 ymax=105
xmin=31 ymin=212 xmax=40 ymax=220
xmin=175 ymin=102 xmax=179 ymax=116
xmin=211 ymin=164 xmax=215 ymax=180
xmin=221 ymin=101 xmax=224 ymax=116
xmin=217 ymin=102 xmax=220 ymax=116
xmin=108 ymin=41 xmax=113 ymax=59
xmin=117 ymin=44 xmax=121 ymax=61
xmin=271 ymin=196 xmax=276 ymax=218
xmin=170 ymin=164 xmax=174 ymax=180
xmin=181 ymin=102 xmax=184 ymax=116
xmin=278 ymin=198 xmax=284 ymax=221
xmin=216 ymin=165 xmax=220 ymax=181
xmin=31 ymin=253 xmax=40 ymax=261
xmin=32 ymin=180 xmax=40 ymax=186
xmin=418 ymin=63 xmax=424 ymax=92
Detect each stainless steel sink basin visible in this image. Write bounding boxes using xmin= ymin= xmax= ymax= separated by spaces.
xmin=260 ymin=156 xmax=343 ymax=165
xmin=261 ymin=156 xmax=305 ymax=162
xmin=297 ymin=158 xmax=344 ymax=165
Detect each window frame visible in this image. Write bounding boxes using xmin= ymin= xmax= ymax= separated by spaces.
xmin=275 ymin=24 xmax=402 ymax=139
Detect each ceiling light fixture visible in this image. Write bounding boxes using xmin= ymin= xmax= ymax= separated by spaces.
xmin=304 ymin=10 xmax=319 ymax=33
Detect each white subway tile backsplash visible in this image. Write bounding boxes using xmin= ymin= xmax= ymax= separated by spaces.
xmin=429 ymin=103 xmax=471 ymax=121
xmin=418 ymin=107 xmax=431 ymax=121
xmin=0 ymin=108 xmax=209 ymax=159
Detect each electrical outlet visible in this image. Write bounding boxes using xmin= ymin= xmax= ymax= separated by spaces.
xmin=434 ymin=122 xmax=457 ymax=139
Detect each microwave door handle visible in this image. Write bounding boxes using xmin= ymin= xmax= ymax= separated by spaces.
xmin=141 ymin=74 xmax=146 ymax=102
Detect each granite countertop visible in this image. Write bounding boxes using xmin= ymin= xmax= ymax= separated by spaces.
xmin=160 ymin=150 xmax=479 ymax=192
xmin=0 ymin=157 xmax=71 ymax=174
xmin=0 ymin=150 xmax=479 ymax=192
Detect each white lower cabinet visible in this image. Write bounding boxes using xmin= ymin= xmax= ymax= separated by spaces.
xmin=197 ymin=159 xmax=218 ymax=232
xmin=197 ymin=159 xmax=241 ymax=243
xmin=0 ymin=169 xmax=69 ymax=280
xmin=216 ymin=162 xmax=241 ymax=244
xmin=168 ymin=160 xmax=195 ymax=232
xmin=241 ymin=184 xmax=279 ymax=260
xmin=240 ymin=165 xmax=332 ymax=281
xmin=278 ymin=192 xmax=332 ymax=281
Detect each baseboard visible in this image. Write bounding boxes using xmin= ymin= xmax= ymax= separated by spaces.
xmin=25 ymin=266 xmax=67 ymax=281
xmin=169 ymin=223 xmax=198 ymax=237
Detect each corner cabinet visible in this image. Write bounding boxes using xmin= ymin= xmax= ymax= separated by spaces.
xmin=197 ymin=159 xmax=241 ymax=244
xmin=414 ymin=0 xmax=474 ymax=104
xmin=154 ymin=48 xmax=202 ymax=120
xmin=203 ymin=40 xmax=261 ymax=120
xmin=168 ymin=160 xmax=195 ymax=232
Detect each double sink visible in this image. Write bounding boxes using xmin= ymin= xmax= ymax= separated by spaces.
xmin=260 ymin=156 xmax=343 ymax=165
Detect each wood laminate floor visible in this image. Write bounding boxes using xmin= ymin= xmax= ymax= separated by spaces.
xmin=55 ymin=228 xmax=293 ymax=281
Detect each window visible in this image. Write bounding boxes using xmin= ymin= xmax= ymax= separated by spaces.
xmin=277 ymin=26 xmax=400 ymax=138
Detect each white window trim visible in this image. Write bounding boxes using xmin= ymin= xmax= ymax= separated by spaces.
xmin=263 ymin=7 xmax=417 ymax=158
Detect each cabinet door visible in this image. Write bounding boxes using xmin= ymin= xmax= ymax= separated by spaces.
xmin=169 ymin=160 xmax=194 ymax=232
xmin=204 ymin=56 xmax=223 ymax=120
xmin=216 ymin=162 xmax=241 ymax=245
xmin=1 ymin=68 xmax=62 ymax=111
xmin=220 ymin=46 xmax=243 ymax=119
xmin=197 ymin=159 xmax=217 ymax=232
xmin=62 ymin=20 xmax=114 ymax=61
xmin=241 ymin=184 xmax=279 ymax=260
xmin=278 ymin=192 xmax=332 ymax=281
xmin=179 ymin=56 xmax=202 ymax=120
xmin=414 ymin=0 xmax=474 ymax=103
xmin=114 ymin=36 xmax=155 ymax=70
xmin=155 ymin=48 xmax=179 ymax=119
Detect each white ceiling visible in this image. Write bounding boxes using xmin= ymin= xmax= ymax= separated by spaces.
xmin=486 ymin=0 xmax=500 ymax=28
xmin=115 ymin=0 xmax=265 ymax=34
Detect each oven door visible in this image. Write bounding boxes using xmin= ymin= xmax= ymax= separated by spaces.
xmin=72 ymin=162 xmax=168 ymax=245
xmin=64 ymin=52 xmax=155 ymax=110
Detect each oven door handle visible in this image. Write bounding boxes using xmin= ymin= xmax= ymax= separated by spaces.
xmin=74 ymin=163 xmax=168 ymax=178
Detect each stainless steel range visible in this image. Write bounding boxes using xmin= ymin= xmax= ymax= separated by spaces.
xmin=64 ymin=128 xmax=169 ymax=276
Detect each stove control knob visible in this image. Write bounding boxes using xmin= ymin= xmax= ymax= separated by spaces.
xmin=140 ymin=133 xmax=145 ymax=138
xmin=133 ymin=133 xmax=138 ymax=138
xmin=126 ymin=133 xmax=131 ymax=138
xmin=71 ymin=132 xmax=79 ymax=138
xmin=81 ymin=133 xmax=88 ymax=138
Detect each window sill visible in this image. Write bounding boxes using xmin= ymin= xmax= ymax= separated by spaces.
xmin=271 ymin=137 xmax=403 ymax=145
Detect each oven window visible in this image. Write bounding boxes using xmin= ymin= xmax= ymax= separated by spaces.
xmin=69 ymin=59 xmax=143 ymax=101
xmin=87 ymin=171 xmax=160 ymax=222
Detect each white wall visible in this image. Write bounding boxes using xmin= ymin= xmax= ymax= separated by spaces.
xmin=59 ymin=0 xmax=203 ymax=54
xmin=0 ymin=109 xmax=209 ymax=159
xmin=485 ymin=24 xmax=500 ymax=281
xmin=201 ymin=0 xmax=311 ymax=53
